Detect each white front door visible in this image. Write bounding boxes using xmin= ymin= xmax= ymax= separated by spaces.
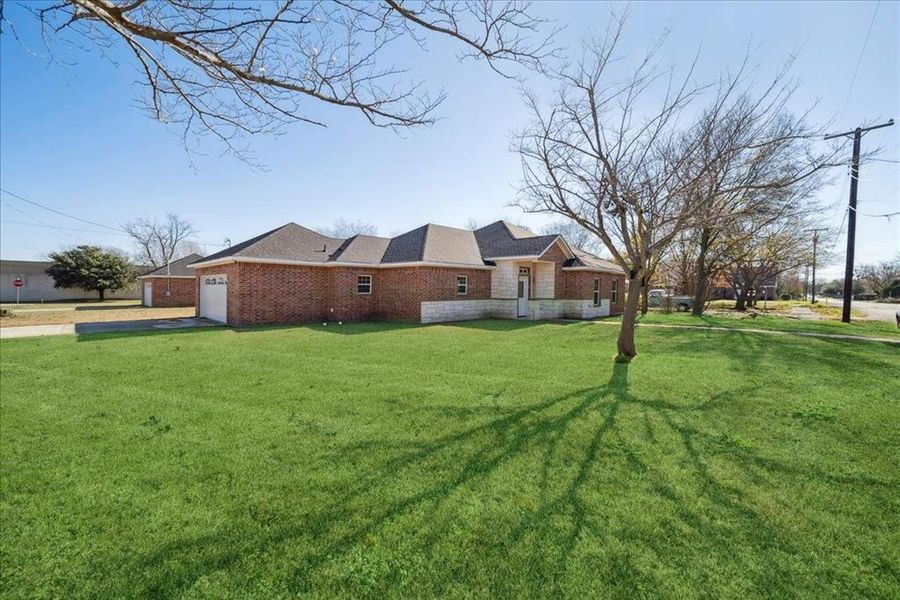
xmin=199 ymin=274 xmax=228 ymax=323
xmin=143 ymin=282 xmax=152 ymax=307
xmin=517 ymin=275 xmax=529 ymax=317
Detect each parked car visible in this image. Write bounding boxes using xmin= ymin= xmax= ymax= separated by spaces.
xmin=853 ymin=292 xmax=878 ymax=301
xmin=647 ymin=289 xmax=694 ymax=311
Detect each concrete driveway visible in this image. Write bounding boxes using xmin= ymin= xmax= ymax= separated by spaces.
xmin=0 ymin=318 xmax=220 ymax=340
xmin=849 ymin=300 xmax=899 ymax=323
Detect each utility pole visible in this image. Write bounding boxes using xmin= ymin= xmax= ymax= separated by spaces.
xmin=824 ymin=119 xmax=894 ymax=323
xmin=804 ymin=228 xmax=828 ymax=304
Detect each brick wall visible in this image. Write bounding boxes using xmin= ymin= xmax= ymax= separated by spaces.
xmin=561 ymin=270 xmax=625 ymax=316
xmin=195 ymin=262 xmax=491 ymax=326
xmin=143 ymin=277 xmax=196 ymax=307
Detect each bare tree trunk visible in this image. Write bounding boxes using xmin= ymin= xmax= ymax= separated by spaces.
xmin=735 ymin=288 xmax=748 ymax=311
xmin=616 ymin=276 xmax=643 ymax=362
xmin=640 ymin=282 xmax=650 ymax=315
xmin=691 ymin=228 xmax=711 ymax=316
xmin=98 ymin=288 xmax=106 ymax=301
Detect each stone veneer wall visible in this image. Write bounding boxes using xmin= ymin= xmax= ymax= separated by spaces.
xmin=419 ymin=298 xmax=610 ymax=324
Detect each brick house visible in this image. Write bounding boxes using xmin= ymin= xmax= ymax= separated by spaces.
xmin=189 ymin=221 xmax=624 ymax=326
xmin=138 ymin=253 xmax=203 ymax=308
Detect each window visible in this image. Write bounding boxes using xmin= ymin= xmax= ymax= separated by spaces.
xmin=457 ymin=275 xmax=468 ymax=295
xmin=357 ymin=275 xmax=372 ymax=295
xmin=593 ymin=278 xmax=601 ymax=306
xmin=519 ymin=266 xmax=531 ymax=276
xmin=611 ymin=278 xmax=618 ymax=304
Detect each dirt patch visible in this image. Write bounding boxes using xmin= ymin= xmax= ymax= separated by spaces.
xmin=1 ymin=306 xmax=195 ymax=327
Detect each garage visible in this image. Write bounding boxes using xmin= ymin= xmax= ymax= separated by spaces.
xmin=199 ymin=274 xmax=227 ymax=323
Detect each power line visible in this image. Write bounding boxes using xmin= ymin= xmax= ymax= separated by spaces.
xmin=1 ymin=187 xmax=122 ymax=232
xmin=0 ymin=218 xmax=129 ymax=236
xmin=839 ymin=0 xmax=880 ymax=119
xmin=1 ymin=186 xmax=228 ymax=247
xmin=2 ymin=201 xmax=81 ymax=242
xmin=849 ymin=205 xmax=900 ymax=219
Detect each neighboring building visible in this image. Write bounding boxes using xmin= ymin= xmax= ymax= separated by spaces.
xmin=138 ymin=253 xmax=204 ymax=308
xmin=0 ymin=259 xmax=143 ymax=302
xmin=189 ymin=220 xmax=625 ymax=326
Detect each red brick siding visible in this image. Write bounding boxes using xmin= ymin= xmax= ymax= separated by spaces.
xmin=560 ymin=270 xmax=625 ymax=316
xmin=562 ymin=271 xmax=598 ymax=300
xmin=143 ymin=277 xmax=196 ymax=307
xmin=326 ymin=268 xmax=380 ymax=322
xmin=196 ymin=262 xmax=491 ymax=326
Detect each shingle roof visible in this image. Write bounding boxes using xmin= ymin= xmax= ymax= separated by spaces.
xmin=382 ymin=224 xmax=485 ymax=266
xmin=328 ymin=234 xmax=391 ymax=264
xmin=196 ymin=223 xmax=343 ymax=264
xmin=473 ymin=221 xmax=558 ymax=258
xmin=564 ymin=249 xmax=623 ymax=274
xmin=141 ymin=253 xmax=204 ymax=277
xmin=382 ymin=225 xmax=428 ymax=263
xmin=190 ymin=219 xmax=623 ymax=273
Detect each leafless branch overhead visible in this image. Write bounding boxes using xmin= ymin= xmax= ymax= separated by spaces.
xmin=9 ymin=0 xmax=557 ymax=161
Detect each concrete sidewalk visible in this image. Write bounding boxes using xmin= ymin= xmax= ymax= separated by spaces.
xmin=0 ymin=324 xmax=75 ymax=339
xmin=1 ymin=318 xmax=220 ymax=340
xmin=590 ymin=319 xmax=900 ymax=344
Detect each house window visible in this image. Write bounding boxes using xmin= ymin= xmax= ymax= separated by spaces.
xmin=519 ymin=266 xmax=531 ymax=275
xmin=357 ymin=275 xmax=372 ymax=295
xmin=593 ymin=278 xmax=601 ymax=306
xmin=457 ymin=275 xmax=468 ymax=295
xmin=611 ymin=279 xmax=618 ymax=304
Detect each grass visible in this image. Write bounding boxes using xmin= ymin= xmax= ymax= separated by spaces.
xmin=1 ymin=320 xmax=898 ymax=598
xmin=629 ymin=311 xmax=900 ymax=339
xmin=706 ymin=299 xmax=864 ymax=320
xmin=0 ymin=301 xmax=194 ymax=327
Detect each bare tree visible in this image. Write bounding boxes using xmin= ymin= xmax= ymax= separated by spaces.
xmin=677 ymin=88 xmax=839 ymax=315
xmin=856 ymin=258 xmax=900 ymax=298
xmin=540 ymin=220 xmax=601 ymax=254
xmin=725 ymin=215 xmax=812 ymax=311
xmin=514 ymin=19 xmax=761 ymax=361
xmin=324 ymin=218 xmax=378 ymax=238
xmin=123 ymin=213 xmax=197 ymax=269
xmin=8 ymin=1 xmax=557 ymax=161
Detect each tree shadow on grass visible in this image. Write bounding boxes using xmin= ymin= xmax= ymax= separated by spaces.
xmin=227 ymin=318 xmax=562 ymax=336
xmin=120 ymin=356 xmax=897 ymax=597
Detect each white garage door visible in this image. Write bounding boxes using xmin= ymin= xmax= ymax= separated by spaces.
xmin=199 ymin=274 xmax=228 ymax=323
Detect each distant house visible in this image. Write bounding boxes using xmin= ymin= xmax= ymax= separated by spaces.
xmin=188 ymin=220 xmax=625 ymax=326
xmin=137 ymin=253 xmax=204 ymax=308
xmin=0 ymin=259 xmax=144 ymax=303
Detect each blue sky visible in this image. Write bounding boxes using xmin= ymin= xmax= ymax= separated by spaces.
xmin=1 ymin=1 xmax=897 ymax=280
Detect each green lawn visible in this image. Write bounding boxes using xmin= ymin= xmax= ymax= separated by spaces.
xmin=631 ymin=311 xmax=900 ymax=339
xmin=1 ymin=321 xmax=898 ymax=598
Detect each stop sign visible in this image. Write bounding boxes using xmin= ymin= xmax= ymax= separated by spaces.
xmin=13 ymin=278 xmax=24 ymax=288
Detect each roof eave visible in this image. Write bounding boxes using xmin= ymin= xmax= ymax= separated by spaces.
xmin=189 ymin=256 xmax=495 ymax=270
xmin=561 ymin=266 xmax=625 ymax=275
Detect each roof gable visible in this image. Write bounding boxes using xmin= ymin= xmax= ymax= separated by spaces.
xmin=473 ymin=221 xmax=558 ymax=258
